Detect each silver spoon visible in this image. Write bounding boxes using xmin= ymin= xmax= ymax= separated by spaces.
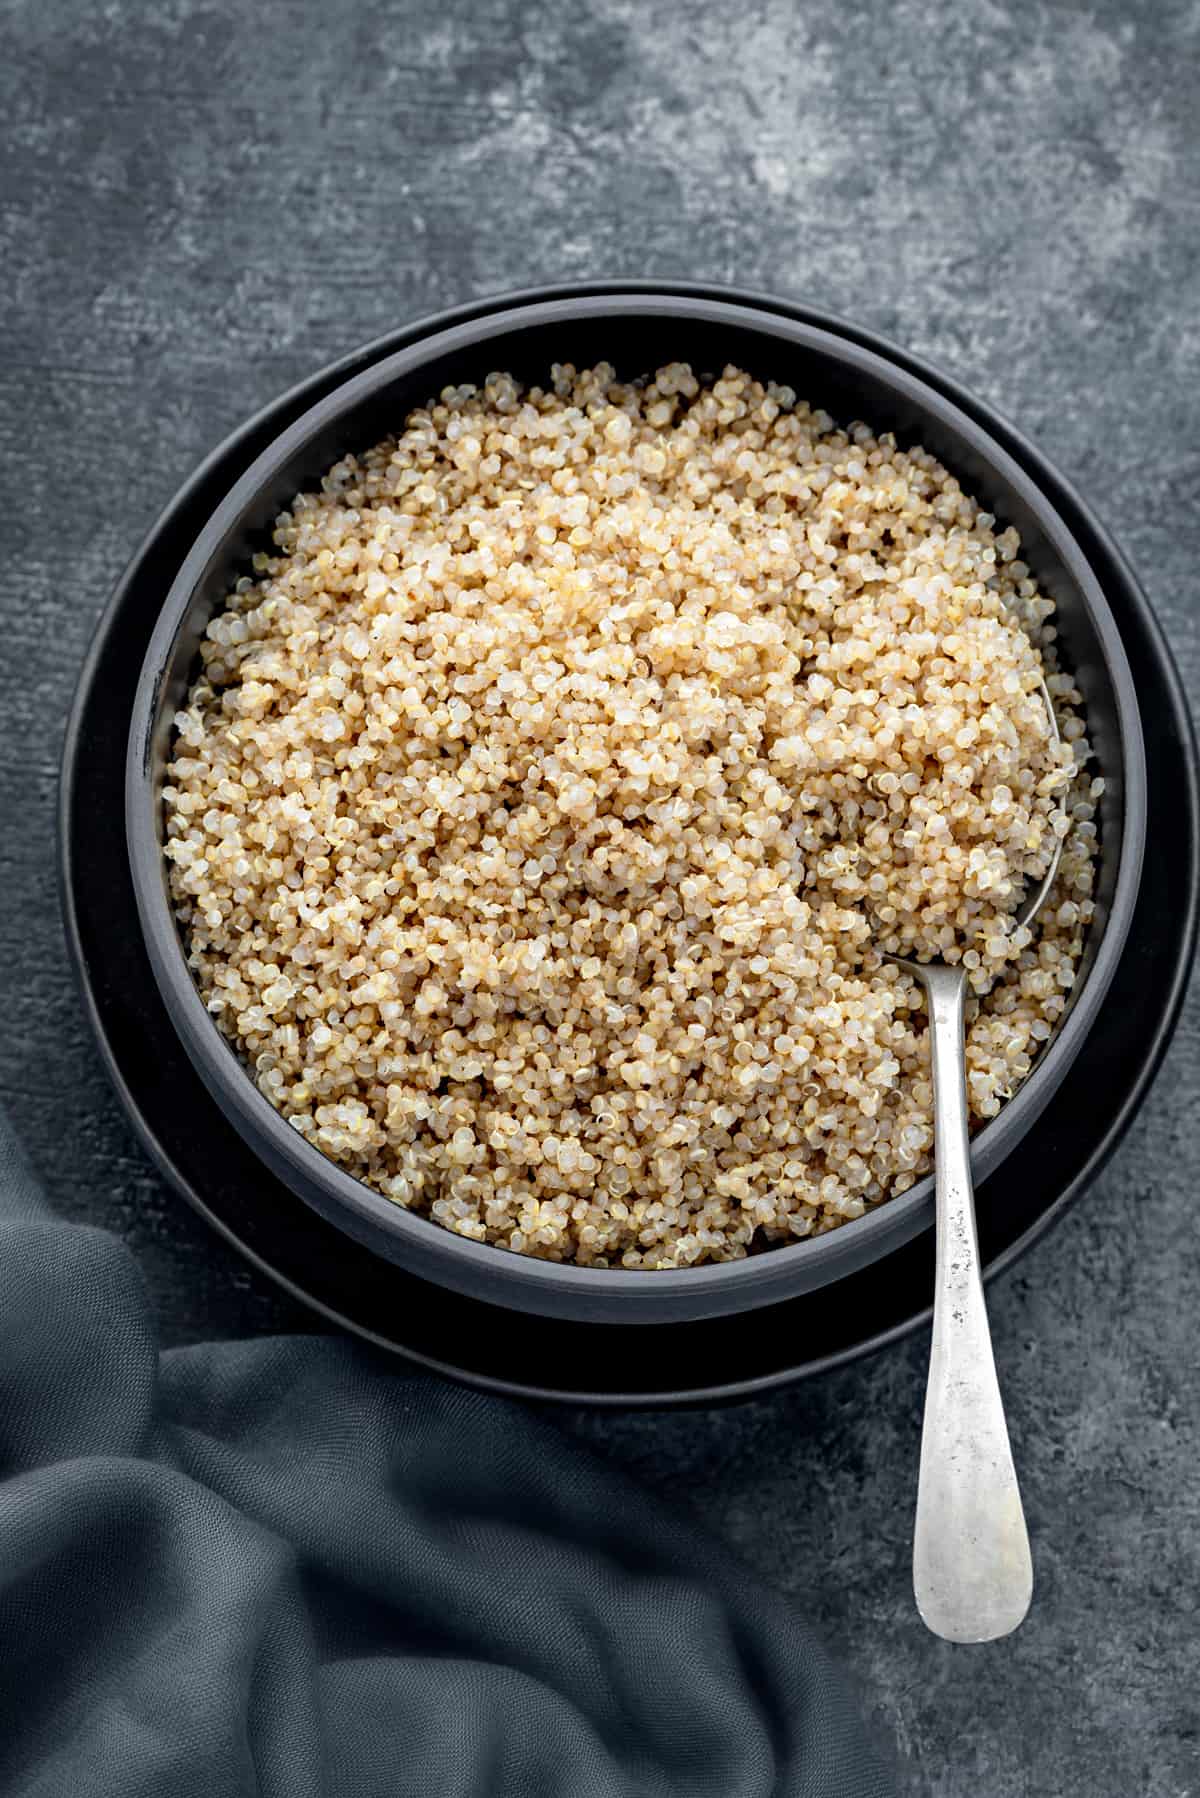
xmin=892 ymin=682 xmax=1065 ymax=1643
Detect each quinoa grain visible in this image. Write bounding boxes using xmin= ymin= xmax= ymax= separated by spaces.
xmin=164 ymin=364 xmax=1099 ymax=1268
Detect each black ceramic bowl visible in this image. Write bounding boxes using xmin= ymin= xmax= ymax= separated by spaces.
xmin=126 ymin=292 xmax=1147 ymax=1325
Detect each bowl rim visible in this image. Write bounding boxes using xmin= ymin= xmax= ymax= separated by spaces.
xmin=125 ymin=289 xmax=1148 ymax=1324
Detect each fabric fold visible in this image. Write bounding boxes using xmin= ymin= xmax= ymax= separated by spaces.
xmin=0 ymin=1110 xmax=897 ymax=1797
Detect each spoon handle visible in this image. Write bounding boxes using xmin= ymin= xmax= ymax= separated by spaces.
xmin=912 ymin=962 xmax=1033 ymax=1643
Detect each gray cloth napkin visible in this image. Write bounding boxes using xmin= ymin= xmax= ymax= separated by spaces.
xmin=0 ymin=1111 xmax=898 ymax=1796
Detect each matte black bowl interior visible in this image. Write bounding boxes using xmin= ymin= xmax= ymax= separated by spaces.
xmin=127 ymin=292 xmax=1147 ymax=1325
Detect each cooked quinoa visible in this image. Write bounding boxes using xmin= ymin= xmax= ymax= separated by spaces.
xmin=163 ymin=363 xmax=1101 ymax=1268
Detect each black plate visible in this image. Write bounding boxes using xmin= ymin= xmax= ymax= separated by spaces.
xmin=60 ymin=283 xmax=1199 ymax=1405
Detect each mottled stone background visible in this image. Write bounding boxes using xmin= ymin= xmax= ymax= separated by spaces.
xmin=2 ymin=0 xmax=1197 ymax=1791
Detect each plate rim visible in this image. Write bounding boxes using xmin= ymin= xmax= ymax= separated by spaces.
xmin=59 ymin=280 xmax=1199 ymax=1405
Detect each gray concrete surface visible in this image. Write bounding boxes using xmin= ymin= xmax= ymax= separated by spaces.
xmin=2 ymin=1 xmax=1198 ymax=1791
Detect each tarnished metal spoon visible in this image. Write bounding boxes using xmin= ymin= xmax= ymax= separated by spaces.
xmin=893 ymin=682 xmax=1065 ymax=1643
